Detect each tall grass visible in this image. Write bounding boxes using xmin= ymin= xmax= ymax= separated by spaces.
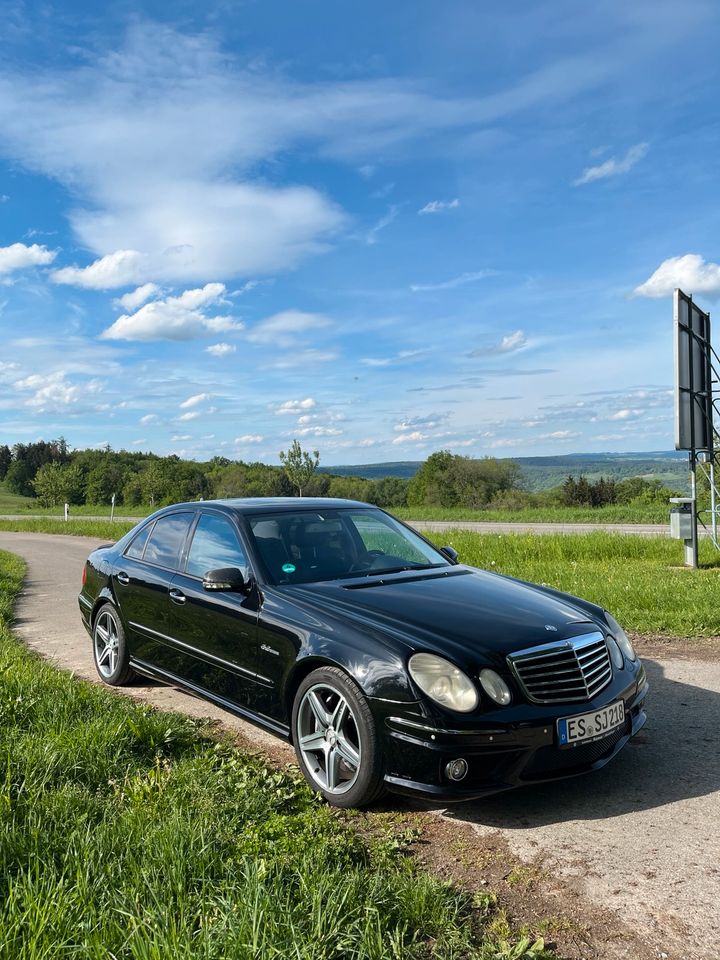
xmin=446 ymin=530 xmax=720 ymax=637
xmin=0 ymin=519 xmax=135 ymax=539
xmin=0 ymin=551 xmax=550 ymax=959
xmin=394 ymin=504 xmax=669 ymax=524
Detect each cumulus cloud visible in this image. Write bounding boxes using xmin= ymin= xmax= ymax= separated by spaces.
xmin=573 ymin=142 xmax=648 ymax=186
xmin=275 ymin=398 xmax=316 ymax=415
xmin=101 ymin=283 xmax=241 ymax=341
xmin=14 ymin=371 xmax=103 ymax=410
xmin=609 ymin=408 xmax=643 ymax=420
xmin=633 ymin=253 xmax=720 ymax=299
xmin=248 ymin=310 xmax=332 ymax=347
xmin=410 ymin=270 xmax=495 ymax=293
xmin=394 ymin=413 xmax=448 ymax=431
xmin=180 ymin=393 xmax=210 ymax=409
xmin=115 ymin=282 xmax=160 ymax=310
xmin=392 ymin=431 xmax=429 ymax=444
xmin=177 ymin=410 xmax=201 ymax=422
xmin=139 ymin=413 xmax=158 ymax=425
xmin=206 ymin=342 xmax=236 ymax=357
xmin=297 ymin=425 xmax=342 ymax=437
xmin=52 ymin=250 xmax=146 ymax=289
xmin=418 ymin=198 xmax=460 ymax=215
xmin=0 ymin=242 xmax=56 ymax=274
xmin=235 ymin=434 xmax=264 ymax=443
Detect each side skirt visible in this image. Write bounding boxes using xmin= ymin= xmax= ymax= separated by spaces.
xmin=129 ymin=657 xmax=291 ymax=741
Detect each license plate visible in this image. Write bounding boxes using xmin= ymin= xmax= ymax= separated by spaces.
xmin=557 ymin=701 xmax=625 ymax=747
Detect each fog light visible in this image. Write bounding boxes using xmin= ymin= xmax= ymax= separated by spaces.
xmin=444 ymin=758 xmax=468 ymax=781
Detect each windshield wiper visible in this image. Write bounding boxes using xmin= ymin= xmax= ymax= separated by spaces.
xmin=364 ymin=562 xmax=446 ymax=576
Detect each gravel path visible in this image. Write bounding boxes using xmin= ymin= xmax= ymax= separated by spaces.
xmin=1 ymin=531 xmax=718 ymax=960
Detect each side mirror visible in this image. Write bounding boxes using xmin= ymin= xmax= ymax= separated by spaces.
xmin=202 ymin=567 xmax=248 ymax=592
xmin=440 ymin=546 xmax=459 ymax=563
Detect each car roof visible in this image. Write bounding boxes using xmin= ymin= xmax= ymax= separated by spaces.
xmin=157 ymin=497 xmax=374 ymax=515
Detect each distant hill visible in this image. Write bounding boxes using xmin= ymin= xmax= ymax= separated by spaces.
xmin=321 ymin=451 xmax=690 ymax=493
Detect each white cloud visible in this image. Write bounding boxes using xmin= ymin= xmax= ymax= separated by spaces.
xmin=268 ymin=349 xmax=338 ymax=369
xmin=418 ymin=198 xmax=460 ymax=215
xmin=573 ymin=142 xmax=648 ymax=186
xmin=101 ymin=283 xmax=241 ymax=341
xmin=365 ymin=206 xmax=397 ymax=245
xmin=177 ymin=410 xmax=201 ymax=422
xmin=235 ymin=434 xmax=264 ymax=443
xmin=206 ymin=342 xmax=236 ymax=357
xmin=275 ymin=398 xmax=316 ymax=415
xmin=394 ymin=413 xmax=448 ymax=431
xmin=633 ymin=253 xmax=720 ymax=299
xmin=14 ymin=371 xmax=103 ymax=410
xmin=297 ymin=425 xmax=342 ymax=437
xmin=248 ymin=310 xmax=332 ymax=347
xmin=180 ymin=393 xmax=210 ymax=409
xmin=410 ymin=270 xmax=495 ymax=292
xmin=609 ymin=408 xmax=643 ymax=420
xmin=0 ymin=242 xmax=56 ymax=274
xmin=539 ymin=430 xmax=580 ymax=441
xmin=51 ymin=250 xmax=146 ymax=289
xmin=139 ymin=413 xmax=158 ymax=425
xmin=171 ymin=434 xmax=192 ymax=441
xmin=468 ymin=329 xmax=527 ymax=357
xmin=115 ymin=282 xmax=160 ymax=310
xmin=392 ymin=431 xmax=429 ymax=444
xmin=594 ymin=433 xmax=624 ymax=442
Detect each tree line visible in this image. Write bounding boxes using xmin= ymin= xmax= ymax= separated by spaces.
xmin=0 ymin=439 xmax=680 ymax=511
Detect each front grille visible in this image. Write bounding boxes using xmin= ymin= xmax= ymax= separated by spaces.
xmin=507 ymin=632 xmax=612 ymax=704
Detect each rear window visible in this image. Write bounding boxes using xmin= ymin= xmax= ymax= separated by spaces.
xmin=142 ymin=513 xmax=193 ymax=570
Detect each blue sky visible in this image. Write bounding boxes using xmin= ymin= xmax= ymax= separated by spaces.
xmin=1 ymin=0 xmax=720 ymax=465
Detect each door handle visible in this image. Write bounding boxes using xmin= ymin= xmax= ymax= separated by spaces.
xmin=116 ymin=572 xmax=130 ymax=585
xmin=169 ymin=588 xmax=187 ymax=605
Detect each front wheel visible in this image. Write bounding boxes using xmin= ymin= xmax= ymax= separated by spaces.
xmin=292 ymin=666 xmax=385 ymax=808
xmin=92 ymin=602 xmax=135 ymax=686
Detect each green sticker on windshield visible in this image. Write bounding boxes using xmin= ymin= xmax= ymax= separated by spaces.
xmin=281 ymin=563 xmax=296 ymax=574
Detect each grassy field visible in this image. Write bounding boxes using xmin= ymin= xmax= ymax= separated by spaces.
xmin=446 ymin=530 xmax=720 ymax=637
xmin=0 ymin=551 xmax=549 ymax=959
xmin=0 ymin=518 xmax=135 ymax=539
xmin=394 ymin=504 xmax=669 ymax=524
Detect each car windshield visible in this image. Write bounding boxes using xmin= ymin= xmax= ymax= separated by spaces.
xmin=246 ymin=508 xmax=451 ymax=585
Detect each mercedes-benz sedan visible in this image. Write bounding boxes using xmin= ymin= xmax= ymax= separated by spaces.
xmin=79 ymin=498 xmax=648 ymax=807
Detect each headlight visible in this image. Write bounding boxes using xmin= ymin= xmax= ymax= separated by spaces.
xmin=606 ymin=636 xmax=624 ymax=669
xmin=479 ymin=668 xmax=512 ymax=706
xmin=605 ymin=613 xmax=637 ymax=662
xmin=408 ymin=653 xmax=479 ymax=712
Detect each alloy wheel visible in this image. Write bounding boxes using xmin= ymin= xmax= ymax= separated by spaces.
xmin=94 ymin=610 xmax=120 ymax=679
xmin=296 ymin=683 xmax=362 ymax=794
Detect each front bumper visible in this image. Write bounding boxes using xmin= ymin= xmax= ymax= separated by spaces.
xmin=377 ymin=674 xmax=648 ymax=802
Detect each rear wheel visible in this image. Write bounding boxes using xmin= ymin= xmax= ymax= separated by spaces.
xmin=292 ymin=666 xmax=385 ymax=808
xmin=92 ymin=603 xmax=134 ymax=686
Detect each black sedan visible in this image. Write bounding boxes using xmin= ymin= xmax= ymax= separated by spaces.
xmin=79 ymin=498 xmax=648 ymax=807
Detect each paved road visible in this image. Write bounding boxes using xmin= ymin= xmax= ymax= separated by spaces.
xmin=1 ymin=532 xmax=718 ymax=959
xmin=0 ymin=513 xmax=677 ymax=536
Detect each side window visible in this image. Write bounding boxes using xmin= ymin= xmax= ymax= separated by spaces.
xmin=124 ymin=523 xmax=152 ymax=560
xmin=350 ymin=513 xmax=432 ymax=564
xmin=185 ymin=513 xmax=248 ymax=579
xmin=143 ymin=513 xmax=193 ymax=570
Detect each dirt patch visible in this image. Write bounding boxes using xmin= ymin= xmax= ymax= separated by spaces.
xmin=350 ymin=806 xmax=661 ymax=960
xmin=632 ymin=632 xmax=720 ymax=662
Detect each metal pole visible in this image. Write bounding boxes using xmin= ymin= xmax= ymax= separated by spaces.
xmin=711 ymin=460 xmax=718 ymax=546
xmin=688 ymin=458 xmax=699 ymax=568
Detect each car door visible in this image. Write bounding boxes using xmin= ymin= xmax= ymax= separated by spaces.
xmin=167 ymin=510 xmax=259 ymax=707
xmin=112 ymin=511 xmax=195 ymax=669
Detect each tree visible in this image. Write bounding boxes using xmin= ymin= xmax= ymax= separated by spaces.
xmin=279 ymin=440 xmax=320 ymax=497
xmin=0 ymin=445 xmax=11 ymax=481
xmin=5 ymin=459 xmax=33 ymax=497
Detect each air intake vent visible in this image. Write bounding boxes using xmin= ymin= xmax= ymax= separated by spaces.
xmin=507 ymin=632 xmax=612 ymax=704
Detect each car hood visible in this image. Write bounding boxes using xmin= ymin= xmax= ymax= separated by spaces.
xmin=287 ymin=566 xmax=604 ymax=666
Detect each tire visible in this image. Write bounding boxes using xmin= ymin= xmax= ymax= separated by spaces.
xmin=92 ymin=602 xmax=135 ymax=686
xmin=292 ymin=666 xmax=385 ymax=808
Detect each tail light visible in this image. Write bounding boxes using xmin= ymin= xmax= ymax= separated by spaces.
xmin=81 ymin=564 xmax=87 ymax=587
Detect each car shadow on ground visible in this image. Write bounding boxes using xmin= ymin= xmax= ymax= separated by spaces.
xmin=405 ymin=659 xmax=720 ymax=826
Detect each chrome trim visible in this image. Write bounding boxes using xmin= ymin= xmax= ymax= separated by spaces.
xmin=387 ymin=716 xmax=506 ymax=736
xmin=127 ymin=619 xmax=272 ymax=684
xmin=507 ymin=631 xmax=612 ymax=705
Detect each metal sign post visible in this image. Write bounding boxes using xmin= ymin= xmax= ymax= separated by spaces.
xmin=672 ymin=288 xmax=720 ymax=565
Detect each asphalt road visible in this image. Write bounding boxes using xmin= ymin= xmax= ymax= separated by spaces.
xmin=1 ymin=531 xmax=718 ymax=960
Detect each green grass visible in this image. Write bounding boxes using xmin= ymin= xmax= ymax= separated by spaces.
xmin=0 ymin=551 xmax=550 ymax=960
xmin=446 ymin=530 xmax=720 ymax=637
xmin=0 ymin=519 xmax=135 ymax=539
xmin=394 ymin=504 xmax=669 ymax=524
